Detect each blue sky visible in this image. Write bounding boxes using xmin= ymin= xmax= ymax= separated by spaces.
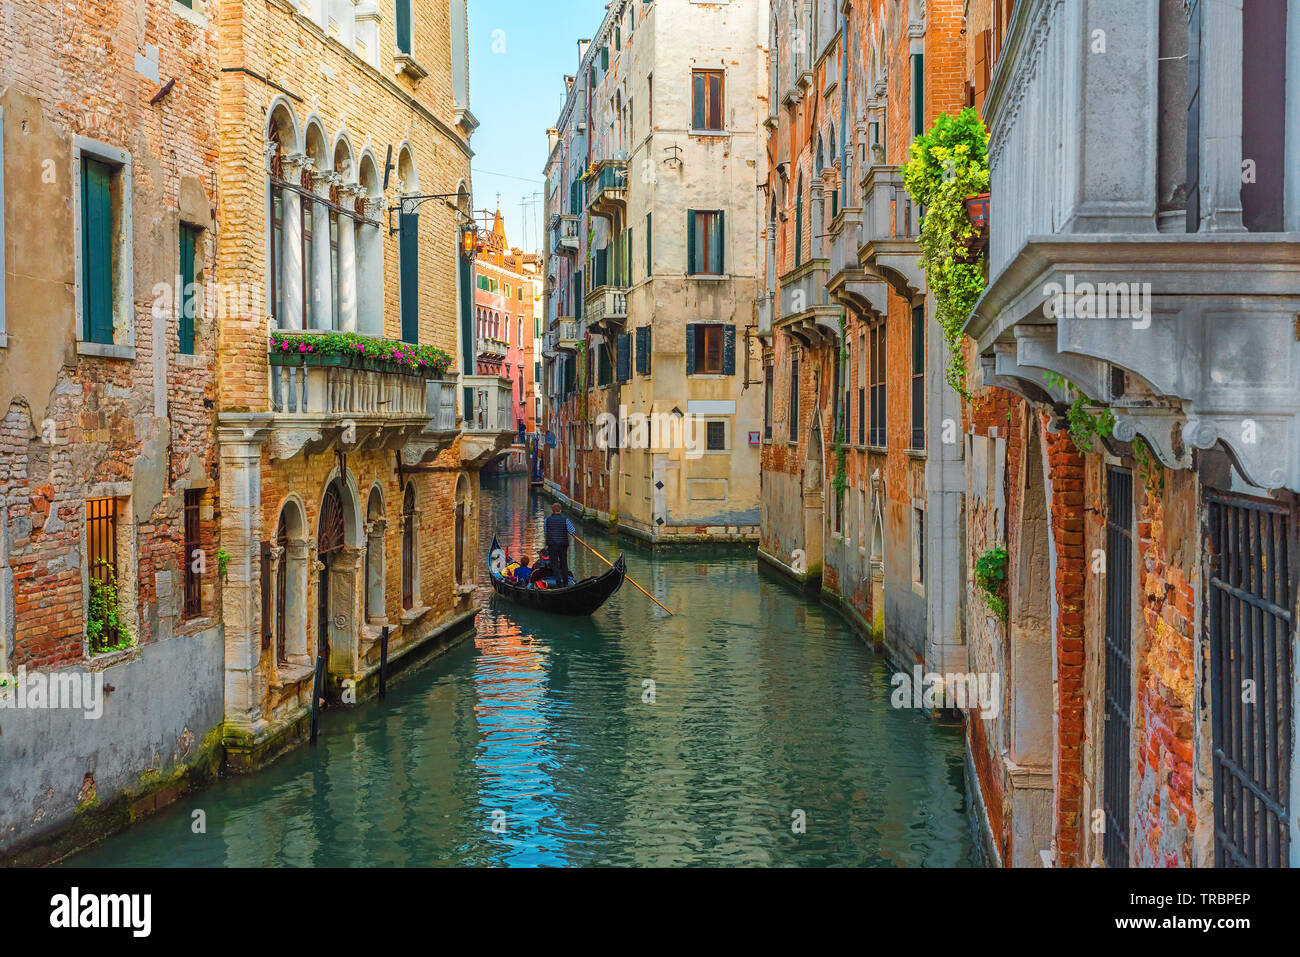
xmin=468 ymin=0 xmax=608 ymax=254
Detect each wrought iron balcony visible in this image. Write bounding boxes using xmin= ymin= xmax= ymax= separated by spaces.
xmin=549 ymin=213 xmax=581 ymax=256
xmin=586 ymin=159 xmax=628 ymax=220
xmin=859 ymin=165 xmax=925 ymax=300
xmin=777 ymin=258 xmax=840 ymax=345
xmin=827 ymin=206 xmax=888 ymax=320
xmin=584 ymin=285 xmax=627 ymax=331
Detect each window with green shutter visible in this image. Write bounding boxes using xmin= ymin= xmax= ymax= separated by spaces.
xmin=636 ymin=325 xmax=652 ymax=375
xmin=396 ymin=0 xmax=412 ymax=55
xmin=399 ymin=211 xmax=419 ymax=343
xmin=645 ymin=212 xmax=652 ymax=277
xmin=81 ymin=157 xmax=115 ymax=345
xmin=687 ymin=210 xmax=725 ymax=276
xmin=179 ymin=224 xmax=200 ymax=355
xmin=911 ymin=54 xmax=925 ymax=138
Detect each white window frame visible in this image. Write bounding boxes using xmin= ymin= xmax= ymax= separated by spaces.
xmin=72 ymin=136 xmax=135 ymax=359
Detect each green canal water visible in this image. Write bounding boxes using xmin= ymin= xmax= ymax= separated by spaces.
xmin=69 ymin=475 xmax=978 ymax=867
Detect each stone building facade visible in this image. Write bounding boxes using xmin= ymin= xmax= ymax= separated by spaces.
xmin=540 ymin=0 xmax=766 ymax=543
xmin=0 ymin=0 xmax=224 ymax=859
xmin=758 ymin=0 xmax=966 ymax=672
xmin=213 ymin=0 xmax=507 ymax=770
xmin=962 ymin=0 xmax=1300 ymax=869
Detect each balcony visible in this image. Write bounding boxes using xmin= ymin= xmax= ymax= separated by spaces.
xmin=965 ymin=0 xmax=1300 ymax=493
xmin=555 ymin=319 xmax=582 ymax=352
xmin=584 ymin=285 xmax=627 ymax=333
xmin=549 ymin=213 xmax=581 ymax=256
xmin=756 ymin=294 xmax=774 ymax=339
xmin=461 ymin=374 xmax=516 ymax=466
xmin=827 ymin=206 xmax=888 ymax=320
xmin=265 ymin=356 xmax=457 ymax=462
xmin=859 ymin=165 xmax=926 ymax=300
xmin=477 ymin=337 xmax=509 ymax=360
xmin=586 ymin=159 xmax=628 ymax=220
xmin=777 ymin=258 xmax=840 ymax=345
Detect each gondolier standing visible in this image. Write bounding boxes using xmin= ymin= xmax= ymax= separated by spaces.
xmin=545 ymin=503 xmax=576 ymax=585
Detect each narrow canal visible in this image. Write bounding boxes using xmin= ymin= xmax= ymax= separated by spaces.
xmin=70 ymin=475 xmax=978 ymax=867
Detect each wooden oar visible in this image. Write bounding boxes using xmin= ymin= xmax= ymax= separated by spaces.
xmin=571 ymin=533 xmax=675 ymax=616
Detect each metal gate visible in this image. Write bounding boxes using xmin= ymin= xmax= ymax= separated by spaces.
xmin=1207 ymin=491 xmax=1294 ymax=867
xmin=1103 ymin=468 xmax=1134 ymax=868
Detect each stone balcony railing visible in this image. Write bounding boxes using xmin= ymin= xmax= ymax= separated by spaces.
xmin=460 ymin=374 xmax=516 ymax=466
xmin=828 ymin=206 xmax=888 ymax=320
xmin=859 ymin=165 xmax=925 ymax=300
xmin=778 ymin=258 xmax=840 ymax=345
xmin=463 ymin=375 xmax=515 ymax=433
xmin=550 ymin=213 xmax=580 ymax=256
xmin=266 ymin=355 xmax=458 ymax=463
xmin=477 ymin=337 xmax=509 ymax=360
xmin=270 ymin=362 xmax=430 ymax=417
xmin=555 ymin=319 xmax=582 ymax=351
xmin=584 ymin=285 xmax=627 ymax=330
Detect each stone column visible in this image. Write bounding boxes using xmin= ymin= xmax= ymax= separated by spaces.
xmin=312 ymin=196 xmax=334 ymax=329
xmin=924 ymin=287 xmax=968 ymax=677
xmin=1196 ymin=0 xmax=1245 ymax=232
xmin=337 ymin=187 xmax=360 ymax=333
xmin=280 ymin=155 xmax=309 ymax=329
xmin=216 ymin=422 xmax=273 ymax=733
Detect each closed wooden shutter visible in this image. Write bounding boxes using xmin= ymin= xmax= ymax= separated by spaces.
xmin=179 ymin=224 xmax=198 ymax=355
xmin=617 ymin=333 xmax=631 ymax=383
xmin=82 ymin=157 xmax=114 ymax=345
xmin=635 ymin=326 xmax=650 ymax=375
xmin=685 ymin=323 xmax=696 ymax=374
xmin=722 ymin=324 xmax=736 ymax=376
xmin=686 ymin=211 xmax=697 ymax=274
xmin=400 ymin=211 xmax=419 ymax=343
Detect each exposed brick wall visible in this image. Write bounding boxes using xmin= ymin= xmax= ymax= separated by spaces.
xmin=1 ymin=0 xmax=220 ymax=672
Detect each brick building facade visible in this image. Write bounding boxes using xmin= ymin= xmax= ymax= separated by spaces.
xmin=213 ymin=0 xmax=508 ymax=769
xmin=0 ymin=0 xmax=223 ymax=858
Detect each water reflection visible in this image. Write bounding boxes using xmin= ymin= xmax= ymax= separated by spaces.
xmin=68 ymin=475 xmax=977 ymax=867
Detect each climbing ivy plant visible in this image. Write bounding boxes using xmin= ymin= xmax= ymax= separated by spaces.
xmin=975 ymin=545 xmax=1009 ymax=623
xmin=1041 ymin=372 xmax=1116 ymax=453
xmin=902 ymin=108 xmax=990 ymax=400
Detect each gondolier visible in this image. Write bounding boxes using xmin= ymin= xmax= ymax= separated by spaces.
xmin=545 ymin=503 xmax=576 ymax=586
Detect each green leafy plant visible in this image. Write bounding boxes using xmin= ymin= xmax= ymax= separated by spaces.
xmin=268 ymin=331 xmax=452 ymax=378
xmin=217 ymin=549 xmax=231 ymax=581
xmin=975 ymin=545 xmax=1009 ymax=623
xmin=87 ymin=560 xmax=134 ymax=657
xmin=1131 ymin=435 xmax=1164 ymax=496
xmin=903 ymin=108 xmax=990 ymax=399
xmin=1042 ymin=372 xmax=1116 ymax=453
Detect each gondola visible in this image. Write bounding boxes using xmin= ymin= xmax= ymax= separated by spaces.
xmin=487 ymin=536 xmax=625 ymax=616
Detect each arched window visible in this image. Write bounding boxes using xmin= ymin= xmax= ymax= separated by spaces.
xmin=401 ymin=483 xmax=417 ymax=611
xmin=454 ymin=475 xmax=471 ymax=586
xmin=273 ymin=498 xmax=308 ymax=666
xmin=365 ymin=488 xmax=386 ymax=622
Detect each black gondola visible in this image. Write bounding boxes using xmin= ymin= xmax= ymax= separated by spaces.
xmin=488 ymin=536 xmax=625 ymax=616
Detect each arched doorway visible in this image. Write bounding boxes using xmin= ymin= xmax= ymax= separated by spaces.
xmin=364 ymin=487 xmax=386 ymax=623
xmin=454 ymin=474 xmax=472 ymax=587
xmin=273 ymin=498 xmax=309 ymax=665
xmin=317 ymin=480 xmax=347 ymax=666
